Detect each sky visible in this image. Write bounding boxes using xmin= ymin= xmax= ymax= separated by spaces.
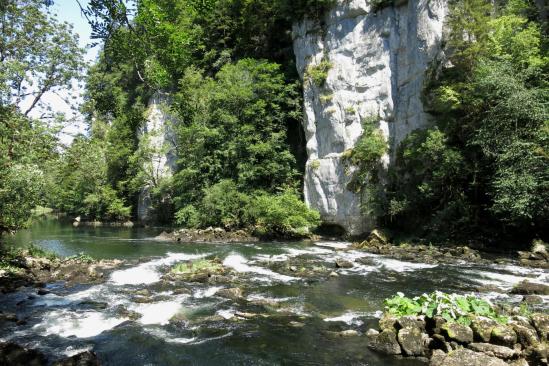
xmin=23 ymin=0 xmax=99 ymax=144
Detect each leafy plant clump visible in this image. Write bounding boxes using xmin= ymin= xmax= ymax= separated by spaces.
xmin=306 ymin=59 xmax=333 ymax=86
xmin=384 ymin=291 xmax=508 ymax=325
xmin=171 ymin=259 xmax=224 ymax=275
xmin=64 ymin=252 xmax=95 ymax=264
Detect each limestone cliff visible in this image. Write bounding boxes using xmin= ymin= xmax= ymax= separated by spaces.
xmin=293 ymin=0 xmax=448 ymax=235
xmin=137 ymin=93 xmax=177 ymax=222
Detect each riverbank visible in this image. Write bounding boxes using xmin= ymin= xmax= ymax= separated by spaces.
xmin=366 ymin=292 xmax=549 ymax=366
xmin=0 ymin=246 xmax=123 ymax=294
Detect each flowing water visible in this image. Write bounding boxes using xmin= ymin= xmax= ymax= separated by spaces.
xmin=1 ymin=220 xmax=548 ymax=365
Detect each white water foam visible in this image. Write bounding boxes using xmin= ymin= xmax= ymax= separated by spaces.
xmin=324 ymin=311 xmax=365 ymax=326
xmin=110 ymin=252 xmax=208 ymax=285
xmin=194 ymin=286 xmax=224 ymax=299
xmin=223 ymin=254 xmax=296 ymax=283
xmin=131 ymin=296 xmax=188 ymax=325
xmin=34 ymin=310 xmax=128 ymax=338
xmin=315 ymin=241 xmax=351 ymax=250
xmin=216 ymin=309 xmax=235 ymax=319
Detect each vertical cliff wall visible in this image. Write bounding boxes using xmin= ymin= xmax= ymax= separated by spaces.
xmin=293 ymin=0 xmax=448 ymax=235
xmin=137 ymin=93 xmax=177 ymax=222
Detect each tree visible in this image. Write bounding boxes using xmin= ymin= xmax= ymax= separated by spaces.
xmin=0 ymin=0 xmax=84 ymax=117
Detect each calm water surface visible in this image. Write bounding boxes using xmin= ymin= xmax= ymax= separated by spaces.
xmin=1 ymin=220 xmax=547 ymax=365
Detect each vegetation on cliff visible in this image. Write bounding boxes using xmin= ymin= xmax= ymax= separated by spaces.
xmin=378 ymin=0 xmax=548 ymax=244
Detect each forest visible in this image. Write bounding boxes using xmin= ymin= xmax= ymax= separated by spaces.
xmin=1 ymin=0 xmax=547 ymax=243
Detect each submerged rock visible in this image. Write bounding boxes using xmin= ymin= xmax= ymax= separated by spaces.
xmin=511 ymin=280 xmax=549 ymax=296
xmin=215 ymin=287 xmax=243 ymax=300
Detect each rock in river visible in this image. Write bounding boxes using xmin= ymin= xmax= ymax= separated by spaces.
xmin=430 ymin=348 xmax=508 ymax=366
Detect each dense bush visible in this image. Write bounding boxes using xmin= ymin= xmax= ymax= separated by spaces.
xmin=383 ymin=0 xmax=548 ymax=243
xmin=247 ymin=190 xmax=321 ymax=237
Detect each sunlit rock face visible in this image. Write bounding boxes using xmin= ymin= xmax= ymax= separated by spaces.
xmin=293 ymin=0 xmax=448 ymax=235
xmin=137 ymin=93 xmax=177 ymax=222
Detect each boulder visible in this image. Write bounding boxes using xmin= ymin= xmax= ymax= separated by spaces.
xmin=524 ymin=341 xmax=548 ymax=365
xmin=531 ymin=313 xmax=549 ymax=341
xmin=442 ymin=323 xmax=474 ymax=344
xmin=522 ymin=295 xmax=543 ymax=305
xmin=368 ymin=229 xmax=389 ymax=246
xmin=511 ymin=281 xmax=549 ymax=296
xmin=334 ymin=259 xmax=353 ymax=269
xmin=491 ymin=325 xmax=517 ymax=347
xmin=398 ymin=326 xmax=424 ymax=356
xmin=430 ymin=348 xmax=508 ymax=366
xmin=471 ymin=317 xmax=498 ymax=343
xmin=379 ymin=313 xmax=398 ymax=331
xmin=216 ymin=287 xmax=243 ymax=300
xmin=53 ymin=351 xmax=100 ymax=366
xmin=398 ymin=315 xmax=426 ymax=331
xmin=468 ymin=343 xmax=517 ymax=359
xmin=512 ymin=323 xmax=540 ymax=348
xmin=531 ymin=239 xmax=548 ymax=260
xmin=507 ymin=359 xmax=529 ymax=366
xmin=368 ymin=329 xmax=402 ymax=355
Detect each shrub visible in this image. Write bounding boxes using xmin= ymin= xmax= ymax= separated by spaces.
xmin=384 ymin=291 xmax=508 ymax=325
xmin=248 ymin=190 xmax=321 ymax=237
xmin=199 ymin=180 xmax=250 ymax=229
xmin=174 ymin=205 xmax=200 ymax=228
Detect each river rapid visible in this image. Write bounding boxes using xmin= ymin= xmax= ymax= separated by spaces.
xmin=1 ymin=220 xmax=548 ymax=365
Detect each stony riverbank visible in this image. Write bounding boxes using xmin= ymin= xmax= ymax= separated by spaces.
xmin=0 ymin=250 xmax=123 ymax=294
xmin=154 ymin=227 xmax=259 ymax=243
xmin=353 ymin=230 xmax=549 ymax=270
xmin=367 ymin=310 xmax=549 ymax=365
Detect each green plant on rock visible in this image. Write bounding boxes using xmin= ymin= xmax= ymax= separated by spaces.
xmin=171 ymin=259 xmax=223 ymax=275
xmin=306 ymin=59 xmax=333 ymax=86
xmin=310 ymin=159 xmax=321 ymax=170
xmin=319 ymin=94 xmax=333 ymax=104
xmin=344 ymin=116 xmax=387 ymax=216
xmin=384 ymin=291 xmax=508 ymax=325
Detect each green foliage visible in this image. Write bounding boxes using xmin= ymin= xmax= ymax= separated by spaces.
xmin=174 ymin=205 xmax=200 ymax=228
xmin=0 ymin=0 xmax=84 ymax=115
xmin=199 ymin=180 xmax=251 ymax=229
xmin=306 ymin=59 xmax=333 ymax=86
xmin=64 ymin=252 xmax=95 ymax=264
xmin=48 ymin=135 xmax=131 ymax=221
xmin=247 ymin=190 xmax=321 ymax=237
xmin=387 ymin=0 xmax=548 ymax=242
xmin=344 ymin=117 xmax=387 ymax=216
xmin=384 ymin=291 xmax=508 ymax=325
xmin=172 ymin=59 xmax=301 ymax=213
xmin=25 ymin=244 xmax=58 ymax=261
xmin=171 ymin=259 xmax=223 ymax=274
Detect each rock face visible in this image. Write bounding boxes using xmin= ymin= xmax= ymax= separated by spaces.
xmin=293 ymin=0 xmax=448 ymax=234
xmin=137 ymin=92 xmax=177 ymax=222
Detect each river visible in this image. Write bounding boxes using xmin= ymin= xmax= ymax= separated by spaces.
xmin=1 ymin=219 xmax=547 ymax=365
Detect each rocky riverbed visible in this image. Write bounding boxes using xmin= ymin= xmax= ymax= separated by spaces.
xmin=1 ymin=221 xmax=547 ymax=365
